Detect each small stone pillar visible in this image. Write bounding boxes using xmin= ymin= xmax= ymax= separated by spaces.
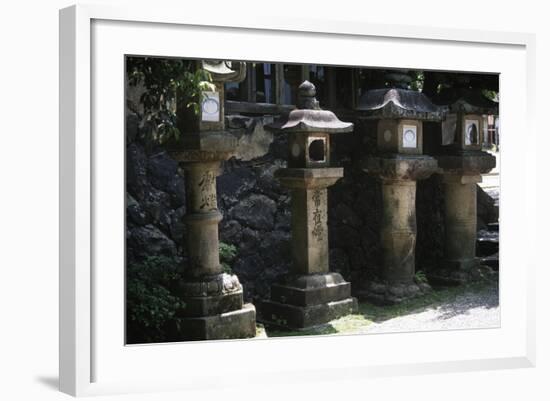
xmin=381 ymin=178 xmax=418 ymax=283
xmin=442 ymin=174 xmax=479 ymax=272
xmin=168 ymin=60 xmax=256 ymax=340
xmin=430 ymin=92 xmax=497 ymax=283
xmin=260 ymin=81 xmax=358 ymax=329
xmin=365 ymin=156 xmax=439 ymax=303
xmin=357 ymin=82 xmax=444 ymax=303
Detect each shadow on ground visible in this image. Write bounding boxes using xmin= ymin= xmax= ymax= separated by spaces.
xmin=434 ymin=283 xmax=499 ymax=320
xmin=35 ymin=376 xmax=58 ymax=391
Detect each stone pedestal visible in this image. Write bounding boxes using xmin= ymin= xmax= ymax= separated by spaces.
xmin=169 ymin=135 xmax=256 ymax=340
xmin=362 ymin=155 xmax=438 ymax=304
xmin=260 ymin=168 xmax=358 ymax=329
xmin=430 ymin=151 xmax=496 ymax=284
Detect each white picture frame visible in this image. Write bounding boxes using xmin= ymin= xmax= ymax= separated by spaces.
xmin=59 ymin=3 xmax=536 ymax=397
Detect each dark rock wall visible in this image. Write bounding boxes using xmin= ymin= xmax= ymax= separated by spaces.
xmin=126 ymin=111 xmax=497 ymax=304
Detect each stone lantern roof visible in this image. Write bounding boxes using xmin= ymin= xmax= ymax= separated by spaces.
xmin=267 ymin=81 xmax=354 ymax=134
xmin=445 ymin=91 xmax=499 ymax=115
xmin=202 ymin=60 xmax=246 ymax=83
xmin=357 ymin=88 xmax=445 ymax=121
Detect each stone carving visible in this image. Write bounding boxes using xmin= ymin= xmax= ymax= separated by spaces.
xmin=311 ymin=189 xmax=324 ymax=242
xmin=197 ymin=170 xmax=217 ymax=210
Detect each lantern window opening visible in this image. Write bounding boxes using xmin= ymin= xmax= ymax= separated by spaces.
xmin=464 ymin=119 xmax=480 ymax=146
xmin=307 ymin=136 xmax=327 ymax=163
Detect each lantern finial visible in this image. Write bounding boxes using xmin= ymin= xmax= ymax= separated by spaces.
xmin=297 ymin=80 xmax=320 ymax=110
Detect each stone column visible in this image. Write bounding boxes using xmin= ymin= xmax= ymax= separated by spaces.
xmin=261 ymin=169 xmax=358 ymax=329
xmin=442 ymin=174 xmax=479 ymax=271
xmin=380 ymin=179 xmax=417 ymax=283
xmin=431 ymin=152 xmax=496 ymax=284
xmin=170 ymin=148 xmax=257 ymax=341
xmin=290 ymin=179 xmax=333 ymax=275
xmin=363 ymin=156 xmax=438 ymax=304
xmin=182 ymin=161 xmax=223 ymax=278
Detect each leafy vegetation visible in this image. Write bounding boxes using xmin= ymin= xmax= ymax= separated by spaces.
xmin=482 ymin=89 xmax=499 ymax=102
xmin=219 ymin=242 xmax=238 ymax=274
xmin=409 ymin=71 xmax=424 ymax=92
xmin=414 ymin=270 xmax=428 ymax=284
xmin=126 ymin=256 xmax=183 ymax=344
xmin=126 ymin=57 xmax=212 ymax=145
xmin=126 ymin=245 xmax=239 ymax=343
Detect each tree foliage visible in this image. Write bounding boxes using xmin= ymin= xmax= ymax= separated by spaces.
xmin=126 ymin=256 xmax=183 ymax=343
xmin=126 ymin=57 xmax=212 ymax=145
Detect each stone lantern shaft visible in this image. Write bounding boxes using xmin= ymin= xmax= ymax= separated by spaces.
xmin=284 ymin=171 xmax=342 ymax=275
xmin=381 ymin=179 xmax=417 ymax=282
xmin=182 ymin=161 xmax=223 ymax=278
xmin=293 ymin=188 xmax=328 ymax=274
xmin=433 ymin=157 xmax=495 ymax=284
xmin=442 ymin=174 xmax=479 ymax=269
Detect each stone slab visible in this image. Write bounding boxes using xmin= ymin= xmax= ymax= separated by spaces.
xmin=428 ymin=262 xmax=495 ymax=286
xmin=365 ymin=155 xmax=440 ymax=181
xmin=280 ymin=272 xmax=349 ymax=289
xmin=169 ymin=132 xmax=237 ymax=152
xmin=260 ymin=297 xmax=358 ymax=329
xmin=436 ymin=151 xmax=496 ymax=175
xmin=442 ymin=258 xmax=480 ymax=271
xmin=276 ymin=167 xmax=343 ymax=189
xmin=355 ymin=280 xmax=432 ymax=306
xmin=181 ymin=290 xmax=244 ymax=317
xmin=428 ymin=258 xmax=481 ymax=285
xmin=181 ymin=303 xmax=257 ymax=341
xmin=270 ymin=281 xmax=352 ymax=307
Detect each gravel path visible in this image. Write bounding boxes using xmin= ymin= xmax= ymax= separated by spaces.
xmin=363 ymin=283 xmax=500 ymax=334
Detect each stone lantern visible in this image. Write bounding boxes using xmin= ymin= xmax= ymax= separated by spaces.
xmin=167 ymin=60 xmax=256 ymax=340
xmin=357 ymin=83 xmax=444 ymax=304
xmin=430 ymin=91 xmax=497 ymax=284
xmin=260 ymin=81 xmax=358 ymax=329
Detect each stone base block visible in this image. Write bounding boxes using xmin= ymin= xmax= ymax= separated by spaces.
xmin=480 ymin=254 xmax=499 ymax=271
xmin=270 ymin=273 xmax=352 ymax=306
xmin=365 ymin=154 xmax=440 ymax=181
xmin=167 ymin=132 xmax=237 ymax=162
xmin=428 ymin=263 xmax=496 ymax=286
xmin=182 ymin=290 xmax=244 ymax=317
xmin=270 ymin=282 xmax=351 ymax=307
xmin=275 ymin=168 xmax=344 ymax=189
xmin=436 ymin=151 xmax=496 ymax=175
xmin=442 ymin=258 xmax=480 ymax=271
xmin=356 ymin=281 xmax=431 ymax=305
xmin=181 ymin=303 xmax=256 ymax=341
xmin=260 ymin=298 xmax=358 ymax=329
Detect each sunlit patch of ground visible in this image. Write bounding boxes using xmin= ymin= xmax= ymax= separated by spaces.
xmin=263 ymin=279 xmax=499 ymax=338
